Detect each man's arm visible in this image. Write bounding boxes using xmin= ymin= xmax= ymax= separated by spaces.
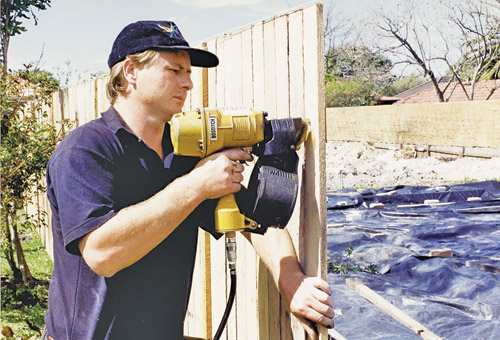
xmin=243 ymin=228 xmax=334 ymax=340
xmin=79 ymin=149 xmax=251 ymax=277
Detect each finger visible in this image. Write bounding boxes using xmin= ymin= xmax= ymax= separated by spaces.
xmin=232 ymin=161 xmax=245 ymax=173
xmin=225 ymin=161 xmax=244 ymax=179
xmin=297 ymin=298 xmax=334 ymax=329
xmin=310 ymin=297 xmax=336 ymax=320
xmin=312 ymin=288 xmax=335 ymax=308
xmin=309 ymin=277 xmax=333 ymax=296
xmin=229 ymin=182 xmax=242 ymax=193
xmin=232 ymin=172 xmax=244 ymax=184
xmin=305 ymin=289 xmax=335 ymax=319
xmin=308 ymin=309 xmax=335 ymax=329
xmin=223 ymin=148 xmax=253 ymax=162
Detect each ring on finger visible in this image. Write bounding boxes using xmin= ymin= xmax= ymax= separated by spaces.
xmin=229 ymin=161 xmax=236 ymax=174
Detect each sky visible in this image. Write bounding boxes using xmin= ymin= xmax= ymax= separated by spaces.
xmin=8 ymin=0 xmax=404 ymax=83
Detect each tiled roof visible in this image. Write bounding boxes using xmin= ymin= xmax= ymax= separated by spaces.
xmin=394 ymin=79 xmax=500 ymax=104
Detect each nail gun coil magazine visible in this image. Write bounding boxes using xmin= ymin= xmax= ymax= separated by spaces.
xmin=237 ymin=162 xmax=299 ymax=234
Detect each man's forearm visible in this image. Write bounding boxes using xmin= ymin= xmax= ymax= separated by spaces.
xmin=79 ymin=148 xmax=252 ymax=277
xmin=243 ymin=228 xmax=303 ymax=304
xmin=79 ymin=171 xmax=206 ymax=277
xmin=244 ymin=227 xmax=335 ymax=339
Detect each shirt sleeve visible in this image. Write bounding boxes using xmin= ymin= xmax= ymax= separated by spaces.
xmin=47 ymin=123 xmax=119 ymax=255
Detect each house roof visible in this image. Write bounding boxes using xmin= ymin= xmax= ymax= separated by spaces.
xmin=393 ymin=78 xmax=500 ymax=104
xmin=393 ymin=77 xmax=451 ymax=100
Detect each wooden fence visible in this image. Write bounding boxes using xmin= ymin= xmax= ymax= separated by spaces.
xmin=327 ymin=100 xmax=500 ymax=156
xmin=33 ymin=3 xmax=327 ymax=340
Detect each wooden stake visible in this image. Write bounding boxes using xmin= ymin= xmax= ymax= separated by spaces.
xmin=328 ymin=328 xmax=348 ymax=340
xmin=346 ymin=278 xmax=442 ymax=340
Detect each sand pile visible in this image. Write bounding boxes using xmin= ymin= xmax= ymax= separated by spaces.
xmin=326 ymin=141 xmax=500 ymax=190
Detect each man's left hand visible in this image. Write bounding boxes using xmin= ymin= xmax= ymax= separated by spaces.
xmin=284 ymin=273 xmax=335 ymax=340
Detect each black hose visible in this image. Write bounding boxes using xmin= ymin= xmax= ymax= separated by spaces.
xmin=213 ymin=271 xmax=237 ymax=340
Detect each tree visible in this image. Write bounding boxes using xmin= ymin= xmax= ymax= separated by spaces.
xmin=1 ymin=0 xmax=70 ymax=287
xmin=381 ymin=75 xmax=426 ymax=97
xmin=326 ymin=45 xmax=395 ymax=93
xmin=324 ymin=2 xmax=356 ymax=75
xmin=325 ymin=79 xmax=376 ymax=107
xmin=323 ymin=4 xmax=399 ymax=106
xmin=1 ymin=0 xmax=52 ymax=73
xmin=371 ymin=0 xmax=500 ymax=102
xmin=448 ymin=0 xmax=500 ymax=99
xmin=324 ymin=43 xmax=397 ymax=106
xmin=1 ymin=66 xmax=69 ymax=286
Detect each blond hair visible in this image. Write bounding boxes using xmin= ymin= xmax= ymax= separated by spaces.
xmin=106 ymin=50 xmax=161 ymax=104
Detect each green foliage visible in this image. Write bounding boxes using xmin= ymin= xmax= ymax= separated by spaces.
xmin=1 ymin=66 xmax=62 ymax=200
xmin=447 ymin=0 xmax=500 ymax=83
xmin=325 ymin=44 xmax=396 ymax=107
xmin=1 ymin=64 xmax=71 ymax=285
xmin=325 ymin=44 xmax=395 ymax=92
xmin=1 ymin=232 xmax=52 ymax=339
xmin=1 ymin=0 xmax=51 ymax=36
xmin=1 ymin=228 xmax=53 ymax=279
xmin=326 ymin=45 xmax=393 ymax=79
xmin=325 ymin=73 xmax=337 ymax=84
xmin=328 ymin=243 xmax=378 ymax=275
xmin=325 ymin=80 xmax=376 ymax=107
xmin=380 ymin=76 xmax=426 ymax=96
xmin=1 ymin=0 xmax=52 ymax=69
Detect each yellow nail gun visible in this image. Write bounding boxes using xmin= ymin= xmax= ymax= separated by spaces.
xmin=170 ymin=108 xmax=309 ymax=234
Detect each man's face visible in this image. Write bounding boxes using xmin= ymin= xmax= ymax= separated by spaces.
xmin=134 ymin=50 xmax=193 ymax=122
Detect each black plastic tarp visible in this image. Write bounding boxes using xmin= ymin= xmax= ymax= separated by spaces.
xmin=327 ymin=181 xmax=500 ymax=339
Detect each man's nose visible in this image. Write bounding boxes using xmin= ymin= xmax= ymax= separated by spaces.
xmin=181 ymin=74 xmax=193 ymax=90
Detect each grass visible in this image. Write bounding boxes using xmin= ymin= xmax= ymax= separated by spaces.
xmin=328 ymin=243 xmax=378 ymax=275
xmin=1 ymin=232 xmax=53 ymax=340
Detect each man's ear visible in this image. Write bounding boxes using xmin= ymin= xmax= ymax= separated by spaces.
xmin=122 ymin=58 xmax=138 ymax=88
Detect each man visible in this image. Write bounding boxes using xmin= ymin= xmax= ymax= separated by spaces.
xmin=44 ymin=20 xmax=334 ymax=340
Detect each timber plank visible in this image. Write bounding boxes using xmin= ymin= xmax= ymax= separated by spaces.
xmin=287 ymin=8 xmax=308 ymax=339
xmin=263 ymin=19 xmax=277 ymax=119
xmin=251 ymin=20 xmax=271 ymax=340
xmin=327 ymin=100 xmax=500 ymax=148
xmin=346 ymin=278 xmax=442 ymax=340
xmin=303 ymin=3 xmax=327 ymax=340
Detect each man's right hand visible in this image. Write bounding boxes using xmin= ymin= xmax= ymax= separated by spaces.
xmin=191 ymin=148 xmax=253 ymax=200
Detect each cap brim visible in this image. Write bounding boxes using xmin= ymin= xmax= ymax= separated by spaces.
xmin=152 ymin=45 xmax=219 ymax=68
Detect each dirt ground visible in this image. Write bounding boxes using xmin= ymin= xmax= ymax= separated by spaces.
xmin=326 ymin=141 xmax=500 ymax=190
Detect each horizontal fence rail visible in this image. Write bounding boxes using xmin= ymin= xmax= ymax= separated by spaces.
xmin=327 ymin=100 xmax=500 ymax=149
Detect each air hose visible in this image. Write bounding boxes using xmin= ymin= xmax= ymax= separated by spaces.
xmin=213 ymin=233 xmax=237 ymax=340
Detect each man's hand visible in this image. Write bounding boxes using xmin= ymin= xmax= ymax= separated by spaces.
xmin=191 ymin=148 xmax=252 ymax=200
xmin=284 ymin=273 xmax=335 ymax=340
xmin=243 ymin=228 xmax=334 ymax=340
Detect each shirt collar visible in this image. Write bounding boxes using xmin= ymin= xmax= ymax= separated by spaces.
xmin=101 ymin=106 xmax=173 ymax=156
xmin=101 ymin=106 xmax=134 ymax=135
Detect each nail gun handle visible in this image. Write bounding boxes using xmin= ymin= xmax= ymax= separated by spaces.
xmin=215 ymin=194 xmax=257 ymax=233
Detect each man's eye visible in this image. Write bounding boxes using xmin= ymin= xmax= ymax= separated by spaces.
xmin=169 ymin=68 xmax=180 ymax=73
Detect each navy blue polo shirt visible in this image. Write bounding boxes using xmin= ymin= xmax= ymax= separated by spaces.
xmin=45 ymin=106 xmax=220 ymax=340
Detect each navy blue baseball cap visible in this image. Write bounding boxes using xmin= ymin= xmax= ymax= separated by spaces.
xmin=107 ymin=20 xmax=219 ymax=68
